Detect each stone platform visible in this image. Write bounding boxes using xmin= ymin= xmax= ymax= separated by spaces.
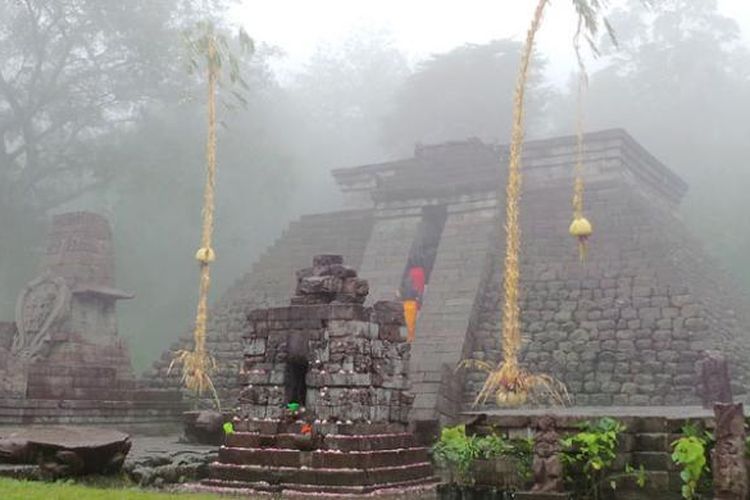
xmin=201 ymin=422 xmax=438 ymax=496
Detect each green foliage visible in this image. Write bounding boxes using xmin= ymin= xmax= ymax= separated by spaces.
xmin=432 ymin=425 xmax=479 ymax=482
xmin=671 ymin=423 xmax=711 ymax=500
xmin=625 ymin=463 xmax=648 ymax=489
xmin=561 ymin=417 xmax=630 ymax=500
xmin=431 ymin=425 xmax=532 ymax=485
xmin=183 ymin=20 xmax=254 ymax=111
xmin=562 ymin=417 xmax=624 ymax=475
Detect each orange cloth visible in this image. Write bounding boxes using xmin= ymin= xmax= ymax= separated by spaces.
xmin=403 ymin=299 xmax=419 ymax=343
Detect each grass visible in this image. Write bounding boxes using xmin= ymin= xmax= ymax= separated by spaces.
xmin=0 ymin=477 xmax=223 ymax=500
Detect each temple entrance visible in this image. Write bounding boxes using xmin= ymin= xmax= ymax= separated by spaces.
xmin=284 ymin=359 xmax=308 ymax=406
xmin=399 ymin=204 xmax=447 ymax=298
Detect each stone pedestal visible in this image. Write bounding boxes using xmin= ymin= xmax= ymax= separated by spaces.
xmin=202 ymin=256 xmax=437 ymax=496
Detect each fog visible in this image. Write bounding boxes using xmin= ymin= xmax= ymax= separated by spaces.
xmin=1 ymin=0 xmax=748 ymax=371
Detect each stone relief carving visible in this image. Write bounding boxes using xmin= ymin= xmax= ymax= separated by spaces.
xmin=12 ymin=274 xmax=71 ymax=361
xmin=530 ymin=415 xmax=564 ymax=493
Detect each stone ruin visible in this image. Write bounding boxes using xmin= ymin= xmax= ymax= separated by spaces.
xmin=0 ymin=212 xmax=183 ymax=428
xmin=200 ymin=255 xmax=436 ymax=496
xmin=146 ymin=128 xmax=750 ymax=425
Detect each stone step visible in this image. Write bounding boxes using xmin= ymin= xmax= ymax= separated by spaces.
xmin=225 ymin=431 xmax=418 ymax=451
xmin=199 ymin=475 xmax=439 ymax=496
xmin=208 ymin=461 xmax=434 ymax=487
xmin=631 ymin=451 xmax=673 ymax=471
xmin=633 ymin=432 xmax=670 ymax=452
xmin=218 ymin=446 xmax=430 ymax=469
xmin=606 ymin=470 xmax=684 ymax=499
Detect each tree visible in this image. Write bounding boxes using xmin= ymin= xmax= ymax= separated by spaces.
xmin=0 ymin=0 xmax=223 ymax=314
xmin=289 ymin=28 xmax=409 ymax=186
xmin=382 ymin=39 xmax=552 ymax=156
xmin=553 ymin=0 xmax=750 ymax=291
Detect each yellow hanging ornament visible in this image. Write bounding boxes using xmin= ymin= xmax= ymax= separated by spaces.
xmin=570 ymin=55 xmax=592 ymax=263
xmin=569 ymin=214 xmax=593 ymax=262
xmin=195 ymin=247 xmax=216 ymax=264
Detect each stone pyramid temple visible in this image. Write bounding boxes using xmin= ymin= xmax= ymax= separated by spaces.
xmin=146 ymin=129 xmax=750 ymax=423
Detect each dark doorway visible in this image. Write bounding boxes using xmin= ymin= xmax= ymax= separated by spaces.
xmin=284 ymin=360 xmax=308 ymax=406
xmin=400 ymin=204 xmax=448 ymax=297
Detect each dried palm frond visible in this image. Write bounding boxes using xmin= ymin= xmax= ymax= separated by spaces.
xmin=169 ymin=348 xmax=221 ymax=411
xmin=461 ymin=359 xmax=569 ymax=408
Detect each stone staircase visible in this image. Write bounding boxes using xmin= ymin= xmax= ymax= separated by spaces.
xmin=201 ymin=423 xmax=438 ymax=496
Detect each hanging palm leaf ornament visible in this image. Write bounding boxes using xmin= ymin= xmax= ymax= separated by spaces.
xmin=470 ymin=0 xmax=615 ymax=407
xmin=169 ymin=22 xmax=253 ymax=410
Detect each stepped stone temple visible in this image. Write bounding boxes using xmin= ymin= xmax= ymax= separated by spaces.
xmin=147 ymin=128 xmax=750 ymax=424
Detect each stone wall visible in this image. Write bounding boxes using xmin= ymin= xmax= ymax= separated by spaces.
xmin=462 ymin=177 xmax=750 ymax=408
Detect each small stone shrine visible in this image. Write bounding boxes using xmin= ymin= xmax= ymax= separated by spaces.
xmin=0 ymin=212 xmax=183 ymax=428
xmin=201 ymin=255 xmax=437 ymax=496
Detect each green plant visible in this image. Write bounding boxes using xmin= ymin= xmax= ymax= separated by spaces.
xmin=672 ymin=423 xmax=711 ymax=499
xmin=431 ymin=425 xmax=533 ymax=485
xmin=432 ymin=425 xmax=480 ymax=483
xmin=561 ymin=417 xmax=626 ymax=500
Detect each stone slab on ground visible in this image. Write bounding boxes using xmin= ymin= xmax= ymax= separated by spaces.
xmin=0 ymin=425 xmax=131 ymax=477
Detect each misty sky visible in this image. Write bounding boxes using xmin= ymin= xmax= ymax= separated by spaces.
xmin=233 ymin=0 xmax=750 ymax=85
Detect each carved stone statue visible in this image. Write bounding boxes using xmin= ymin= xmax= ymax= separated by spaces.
xmin=530 ymin=415 xmax=564 ymax=493
xmin=12 ymin=274 xmax=71 ymax=361
xmin=711 ymin=403 xmax=748 ymax=500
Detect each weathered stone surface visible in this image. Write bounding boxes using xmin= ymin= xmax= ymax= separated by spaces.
xmin=699 ymin=351 xmax=733 ymax=408
xmin=711 ymin=403 xmax=748 ymax=499
xmin=183 ymin=411 xmax=226 ymax=445
xmin=530 ymin=416 xmax=564 ymax=493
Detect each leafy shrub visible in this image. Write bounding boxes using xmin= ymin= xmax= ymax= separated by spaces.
xmin=671 ymin=422 xmax=713 ymax=499
xmin=431 ymin=425 xmax=532 ymax=485
xmin=432 ymin=425 xmax=479 ymax=483
xmin=561 ymin=417 xmax=631 ymax=500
